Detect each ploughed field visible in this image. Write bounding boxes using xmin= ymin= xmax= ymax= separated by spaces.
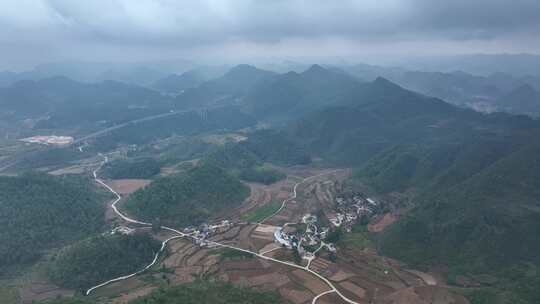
xmin=91 ymin=167 xmax=468 ymax=304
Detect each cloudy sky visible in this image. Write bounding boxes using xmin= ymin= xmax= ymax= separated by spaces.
xmin=1 ymin=0 xmax=539 ymax=70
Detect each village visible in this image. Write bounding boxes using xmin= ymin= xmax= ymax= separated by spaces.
xmin=272 ymin=192 xmax=384 ymax=261
xmin=108 ymin=190 xmax=384 ymax=267
xmin=329 ymin=192 xmax=381 ymax=232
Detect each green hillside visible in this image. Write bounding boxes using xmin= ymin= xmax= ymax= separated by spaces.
xmin=243 ymin=64 xmax=360 ymax=119
xmin=128 ymin=281 xmax=286 ymax=304
xmin=200 ymin=129 xmax=308 ymax=184
xmin=124 ymin=163 xmax=249 ymax=227
xmin=37 ymin=298 xmax=93 ymax=304
xmin=379 ymin=143 xmax=540 ymax=303
xmin=47 ymin=233 xmax=161 ymax=290
xmin=286 ymin=77 xmax=540 ymax=302
xmin=102 ymin=158 xmax=161 ymax=179
xmin=0 ymin=77 xmax=173 ymax=125
xmin=0 ymin=173 xmax=105 ymax=272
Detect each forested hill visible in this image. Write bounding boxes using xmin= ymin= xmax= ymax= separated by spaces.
xmin=290 ymin=77 xmax=539 ymax=165
xmin=0 ymin=77 xmax=173 ymax=126
xmin=0 ymin=173 xmax=106 ymax=272
xmin=102 ymin=158 xmax=161 ymax=179
xmin=47 ymin=233 xmax=160 ymax=290
xmin=124 ymin=163 xmax=249 ymax=227
xmin=284 ymin=77 xmax=540 ymax=302
xmin=200 ymin=129 xmax=308 ymax=184
xmin=176 ymin=64 xmax=275 ymax=108
xmin=36 ymin=280 xmax=286 ymax=304
xmin=128 ymin=281 xmax=286 ymax=304
xmin=242 ymin=64 xmax=361 ymax=120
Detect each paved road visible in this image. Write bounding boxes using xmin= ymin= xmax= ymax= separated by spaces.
xmin=86 ymin=155 xmax=189 ymax=295
xmin=74 ymin=105 xmax=223 ymax=145
xmin=257 ymin=170 xmax=342 ymax=225
xmin=0 ymin=106 xmax=221 ymax=173
xmin=88 ymin=156 xmax=359 ymax=303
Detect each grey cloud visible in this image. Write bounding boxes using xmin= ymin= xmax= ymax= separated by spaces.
xmin=0 ymin=0 xmax=539 ymax=69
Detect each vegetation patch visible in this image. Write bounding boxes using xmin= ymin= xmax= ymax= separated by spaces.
xmin=0 ymin=173 xmax=105 ymax=272
xmin=238 ymin=166 xmax=286 ymax=185
xmin=0 ymin=284 xmax=18 ymax=304
xmin=340 ymin=224 xmax=374 ymax=250
xmin=37 ymin=298 xmax=93 ymax=304
xmin=47 ymin=233 xmax=161 ymax=290
xmin=128 ymin=281 xmax=286 ymax=304
xmin=241 ymin=200 xmax=282 ymax=223
xmin=124 ymin=163 xmax=250 ymax=227
xmin=102 ymin=158 xmax=161 ymax=179
xmin=208 ymin=248 xmax=254 ymax=261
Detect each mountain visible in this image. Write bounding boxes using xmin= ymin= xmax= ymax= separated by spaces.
xmin=496 ymin=84 xmax=540 ymax=115
xmin=10 ymin=60 xmax=196 ymax=85
xmin=392 ymin=54 xmax=540 ymax=77
xmin=47 ymin=233 xmax=161 ymax=289
xmin=0 ymin=76 xmax=174 ymax=127
xmin=0 ymin=71 xmax=18 ymax=87
xmin=242 ymin=64 xmax=361 ymax=120
xmin=152 ymin=66 xmax=229 ymax=93
xmin=285 ymin=78 xmax=540 ymax=302
xmin=0 ymin=173 xmax=105 ymax=271
xmin=289 ymin=77 xmax=478 ymax=164
xmin=124 ymin=163 xmax=250 ymax=227
xmin=176 ymin=64 xmax=276 ymax=108
xmin=341 ymin=63 xmax=540 ymax=117
xmin=152 ymin=72 xmax=206 ymax=93
xmin=98 ymin=66 xmax=166 ymax=85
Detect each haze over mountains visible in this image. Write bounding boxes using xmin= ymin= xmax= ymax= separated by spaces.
xmin=2 ymin=1 xmax=540 ymax=303
xmin=1 ymin=58 xmax=540 ymax=304
xmin=2 ymin=56 xmax=540 ymax=129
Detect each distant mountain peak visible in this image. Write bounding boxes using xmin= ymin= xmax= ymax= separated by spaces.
xmin=227 ymin=64 xmax=260 ymax=74
xmin=514 ymin=83 xmax=537 ymax=93
xmin=303 ymin=64 xmax=326 ymax=74
xmin=372 ymin=76 xmax=402 ymax=89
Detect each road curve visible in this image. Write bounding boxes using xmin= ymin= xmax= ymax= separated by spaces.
xmin=312 ymin=290 xmax=337 ymax=304
xmin=257 ymin=170 xmax=342 ymax=225
xmin=85 ymin=235 xmax=183 ymax=295
xmin=86 ymin=156 xmax=188 ymax=295
xmin=74 ymin=105 xmax=225 ymax=145
xmin=89 ymin=157 xmax=358 ymax=303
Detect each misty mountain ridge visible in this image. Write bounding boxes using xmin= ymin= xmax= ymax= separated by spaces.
xmin=341 ymin=62 xmax=540 ymax=117
xmin=151 ymin=66 xmax=229 ymax=93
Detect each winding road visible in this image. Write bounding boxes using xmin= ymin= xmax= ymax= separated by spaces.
xmin=88 ymin=156 xmax=359 ymax=304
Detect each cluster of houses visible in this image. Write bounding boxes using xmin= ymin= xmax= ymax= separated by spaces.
xmin=184 ymin=220 xmax=232 ymax=247
xmin=20 ymin=135 xmax=74 ymax=146
xmin=110 ymin=226 xmax=135 ymax=235
xmin=274 ymin=213 xmax=336 ymax=259
xmin=328 ymin=193 xmax=380 ymax=232
xmin=272 ymin=193 xmax=383 ymax=258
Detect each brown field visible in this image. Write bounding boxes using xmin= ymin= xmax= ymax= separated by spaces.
xmin=108 ymin=179 xmax=151 ymax=194
xmin=19 ymin=282 xmax=73 ymax=304
xmin=368 ymin=213 xmax=397 ymax=232
xmin=34 ymin=166 xmax=467 ymax=304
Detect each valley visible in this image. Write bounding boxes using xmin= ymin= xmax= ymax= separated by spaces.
xmin=1 ymin=63 xmax=539 ymax=304
xmin=2 ymin=3 xmax=540 ymax=304
xmin=82 ymin=154 xmax=466 ymax=304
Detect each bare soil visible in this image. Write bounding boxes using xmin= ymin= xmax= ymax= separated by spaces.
xmin=108 ymin=179 xmax=151 ymax=194
xmin=368 ymin=213 xmax=397 ymax=232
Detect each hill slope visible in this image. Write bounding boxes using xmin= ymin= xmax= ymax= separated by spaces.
xmin=128 ymin=281 xmax=286 ymax=304
xmin=285 ymin=78 xmax=540 ymax=302
xmin=0 ymin=77 xmax=174 ymax=127
xmin=0 ymin=173 xmax=105 ymax=271
xmin=243 ymin=64 xmax=361 ymax=120
xmin=124 ymin=163 xmax=249 ymax=227
xmin=47 ymin=233 xmax=160 ymax=289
